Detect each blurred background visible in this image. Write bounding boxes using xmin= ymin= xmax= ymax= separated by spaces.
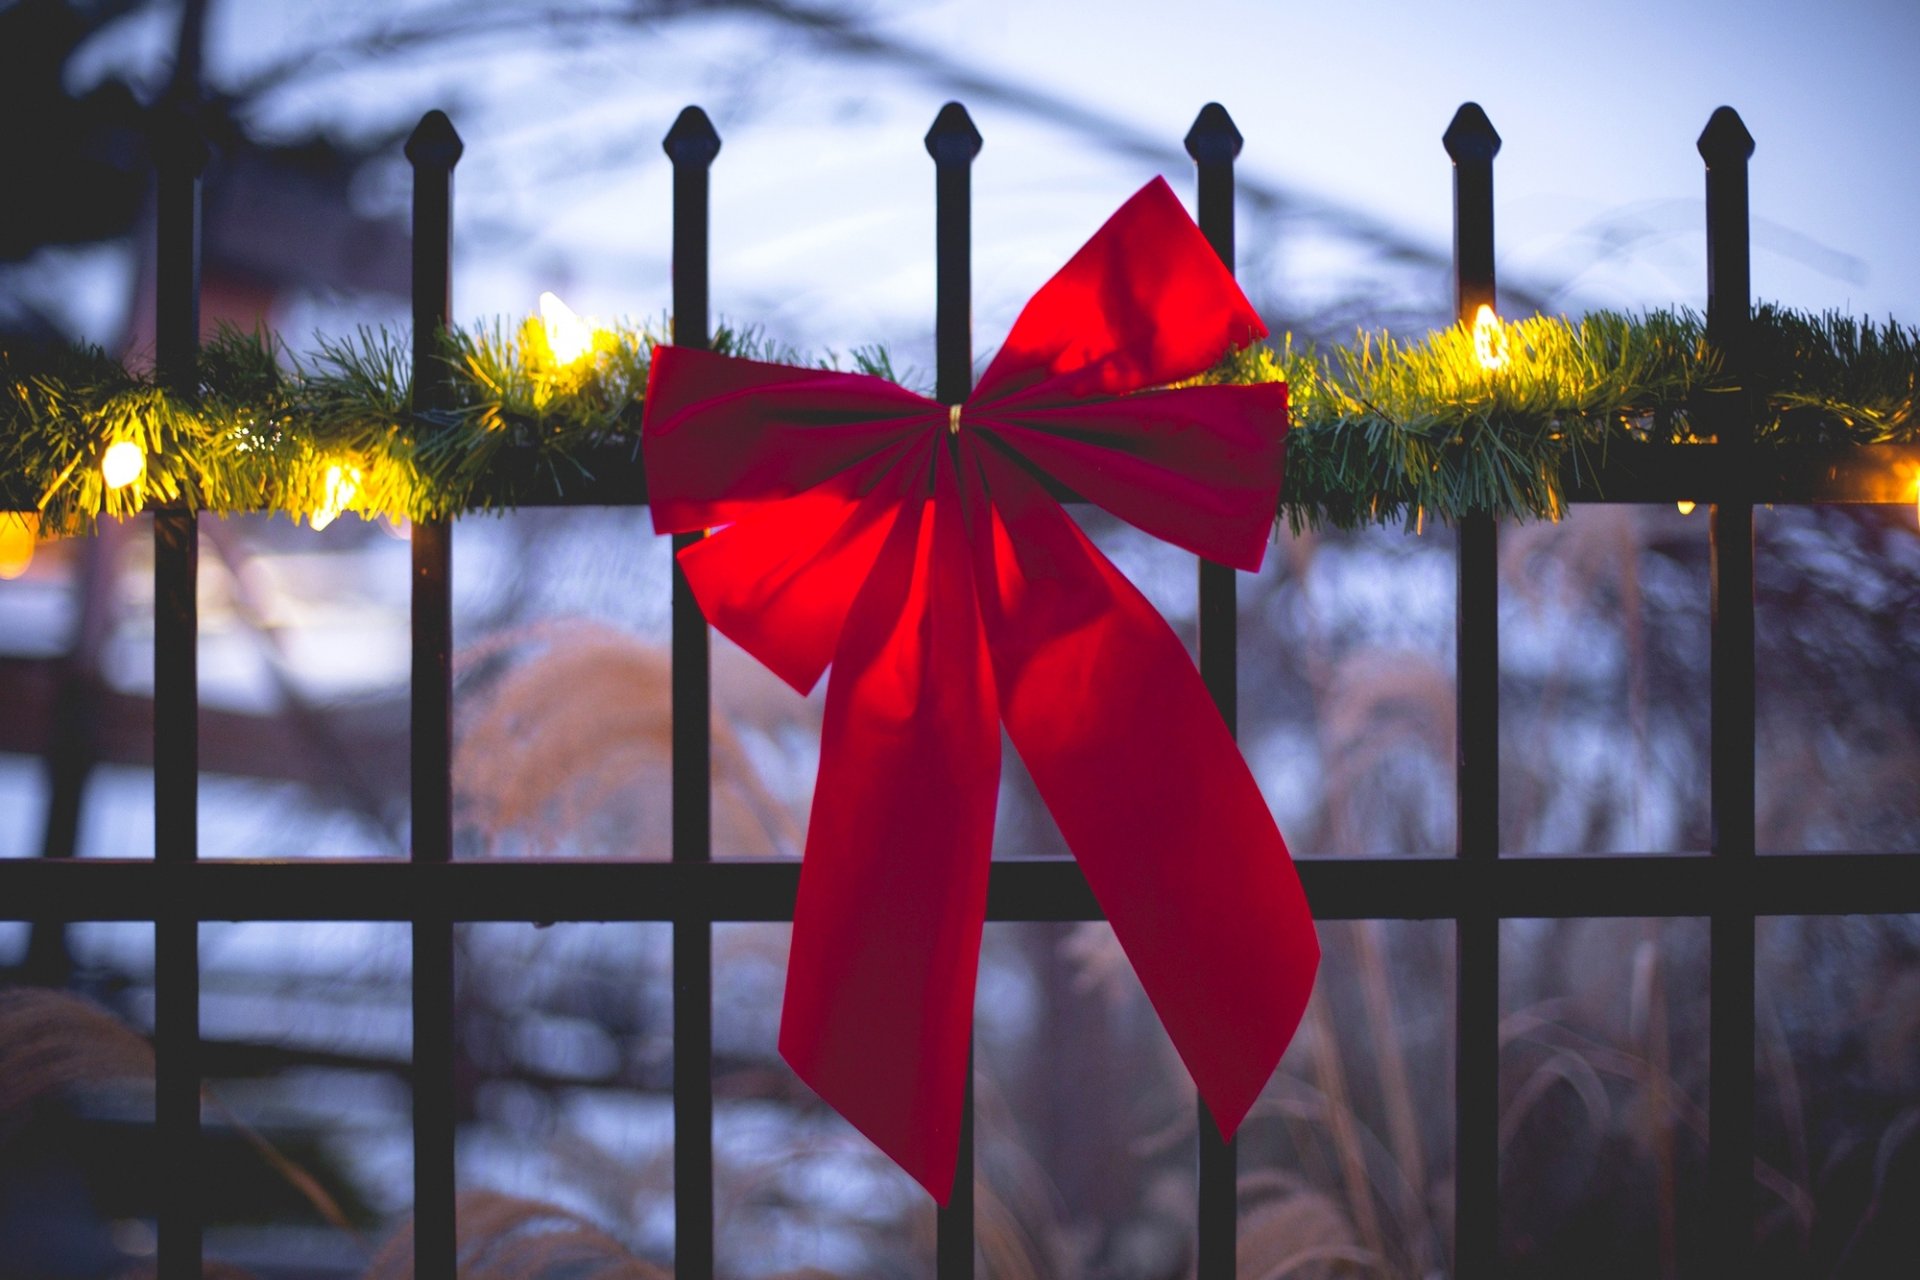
xmin=2 ymin=1 xmax=1919 ymax=1277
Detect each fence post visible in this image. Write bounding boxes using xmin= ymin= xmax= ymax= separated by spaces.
xmin=1185 ymin=98 xmax=1242 ymax=1280
xmin=1699 ymin=104 xmax=1757 ymax=1274
xmin=151 ymin=92 xmax=206 ymax=1280
xmin=405 ymin=105 xmax=463 ymax=1280
xmin=926 ymin=98 xmax=982 ymax=1280
xmin=1443 ymin=99 xmax=1501 ymax=1280
xmin=663 ymin=102 xmax=720 ymax=1280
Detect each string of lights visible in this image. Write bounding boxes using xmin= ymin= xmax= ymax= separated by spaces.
xmin=2 ymin=300 xmax=1915 ymax=579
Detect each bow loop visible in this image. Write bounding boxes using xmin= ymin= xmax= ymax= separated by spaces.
xmin=971 ymin=177 xmax=1268 ymax=406
xmin=644 ymin=347 xmax=941 ymax=533
xmin=970 ymin=379 xmax=1287 ymax=571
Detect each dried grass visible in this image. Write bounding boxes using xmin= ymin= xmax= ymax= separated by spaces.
xmin=0 ymin=988 xmax=361 ymax=1273
xmin=0 ymin=987 xmax=153 ymax=1139
xmin=113 ymin=1263 xmax=260 ymax=1280
xmin=453 ymin=622 xmax=811 ymax=858
xmin=363 ymin=1190 xmax=668 ymax=1280
xmin=1237 ymin=1189 xmax=1374 ymax=1279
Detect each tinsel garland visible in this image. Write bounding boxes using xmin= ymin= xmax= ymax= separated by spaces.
xmin=1 ymin=305 xmax=1914 ymax=536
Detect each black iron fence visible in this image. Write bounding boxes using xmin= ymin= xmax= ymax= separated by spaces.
xmin=4 ymin=94 xmax=1920 ymax=1280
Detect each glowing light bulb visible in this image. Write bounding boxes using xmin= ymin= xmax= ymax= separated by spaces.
xmin=101 ymin=440 xmax=145 ymax=490
xmin=1676 ymin=500 xmax=1696 ymax=516
xmin=310 ymin=463 xmax=363 ymax=531
xmin=0 ymin=512 xmax=37 ymax=580
xmin=539 ymin=291 xmax=596 ymax=366
xmin=1472 ymin=304 xmax=1510 ymax=371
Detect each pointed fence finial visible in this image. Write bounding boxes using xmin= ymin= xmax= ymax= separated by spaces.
xmin=405 ymin=109 xmax=464 ymax=169
xmin=1697 ymin=106 xmax=1755 ymax=166
xmin=1184 ymin=102 xmax=1243 ymax=164
xmin=925 ymin=102 xmax=983 ymax=165
xmin=1442 ymin=102 xmax=1501 ymax=164
xmin=664 ymin=105 xmax=722 ymax=167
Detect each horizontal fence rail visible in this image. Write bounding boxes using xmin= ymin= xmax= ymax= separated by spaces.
xmin=244 ymin=438 xmax=1920 ymax=510
xmin=7 ymin=853 xmax=1919 ymax=923
xmin=2 ymin=87 xmax=1917 ymax=1280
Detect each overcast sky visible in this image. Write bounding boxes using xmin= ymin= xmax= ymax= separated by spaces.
xmin=55 ymin=0 xmax=1920 ymax=372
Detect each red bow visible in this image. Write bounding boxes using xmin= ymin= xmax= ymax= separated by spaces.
xmin=642 ymin=177 xmax=1319 ymax=1202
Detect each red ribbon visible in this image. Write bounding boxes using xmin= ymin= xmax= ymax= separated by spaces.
xmin=642 ymin=177 xmax=1319 ymax=1202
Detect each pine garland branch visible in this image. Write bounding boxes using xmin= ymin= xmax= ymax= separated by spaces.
xmin=2 ymin=306 xmax=1916 ymax=535
xmin=1263 ymin=309 xmax=1724 ymax=530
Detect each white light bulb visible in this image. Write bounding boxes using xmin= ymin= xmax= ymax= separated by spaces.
xmin=101 ymin=441 xmax=145 ymax=490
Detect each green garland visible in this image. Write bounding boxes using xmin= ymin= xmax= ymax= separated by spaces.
xmin=2 ymin=305 xmax=1915 ymax=537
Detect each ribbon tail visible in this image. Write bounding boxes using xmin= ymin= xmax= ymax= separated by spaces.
xmin=966 ymin=439 xmax=1319 ymax=1138
xmin=779 ymin=443 xmax=999 ymax=1203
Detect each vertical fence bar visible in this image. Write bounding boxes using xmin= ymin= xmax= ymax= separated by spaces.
xmin=1443 ymin=100 xmax=1501 ymax=1280
xmin=22 ymin=531 xmax=113 ymax=986
xmin=405 ymin=108 xmax=463 ymax=1280
xmin=151 ymin=95 xmax=206 ymax=1280
xmin=663 ymin=103 xmax=721 ymax=1280
xmin=1699 ymin=105 xmax=1757 ymax=1273
xmin=927 ymin=99 xmax=982 ymax=1280
xmin=1185 ymin=100 xmax=1242 ymax=1280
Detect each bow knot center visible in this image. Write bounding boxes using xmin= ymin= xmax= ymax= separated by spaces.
xmin=947 ymin=404 xmax=962 ymax=436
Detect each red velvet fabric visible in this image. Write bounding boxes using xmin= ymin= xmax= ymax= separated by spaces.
xmin=642 ymin=177 xmax=1319 ymax=1203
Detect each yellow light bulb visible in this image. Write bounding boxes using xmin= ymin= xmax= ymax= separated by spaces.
xmin=1676 ymin=500 xmax=1696 ymax=516
xmin=0 ymin=512 xmax=37 ymax=580
xmin=101 ymin=440 xmax=146 ymax=490
xmin=1472 ymin=304 xmax=1510 ymax=371
xmin=310 ymin=462 xmax=363 ymax=532
xmin=539 ymin=291 xmax=596 ymax=366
